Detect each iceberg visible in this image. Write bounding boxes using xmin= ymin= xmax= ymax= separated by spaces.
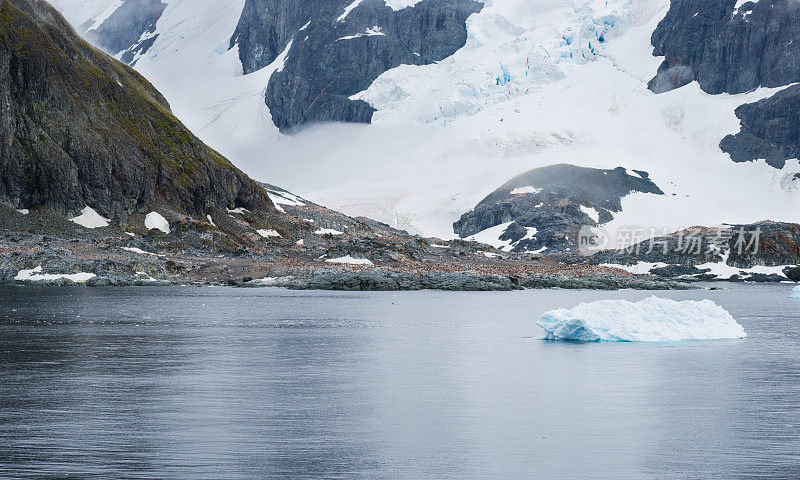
xmin=791 ymin=286 xmax=800 ymax=299
xmin=538 ymin=297 xmax=746 ymax=342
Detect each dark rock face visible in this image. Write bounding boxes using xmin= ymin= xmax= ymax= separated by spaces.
xmin=649 ymin=0 xmax=800 ymax=95
xmin=232 ymin=0 xmax=482 ymax=132
xmin=453 ymin=164 xmax=663 ymax=253
xmin=0 ymin=0 xmax=274 ymax=220
xmin=720 ymin=84 xmax=800 ymax=169
xmin=649 ymin=0 xmax=800 ymax=169
xmin=80 ymin=0 xmax=166 ymax=64
xmin=230 ymin=0 xmax=347 ymax=75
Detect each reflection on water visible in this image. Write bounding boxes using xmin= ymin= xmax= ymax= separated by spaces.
xmin=0 ymin=285 xmax=798 ymax=479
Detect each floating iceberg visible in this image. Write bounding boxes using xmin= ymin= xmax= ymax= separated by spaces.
xmin=538 ymin=297 xmax=746 ymax=342
xmin=791 ymin=286 xmax=800 ymax=299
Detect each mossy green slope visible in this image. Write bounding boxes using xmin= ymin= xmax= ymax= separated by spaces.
xmin=0 ymin=0 xmax=273 ymax=219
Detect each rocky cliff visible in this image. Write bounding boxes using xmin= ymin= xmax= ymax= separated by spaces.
xmin=232 ymin=0 xmax=483 ymax=132
xmin=649 ymin=0 xmax=800 ymax=95
xmin=0 ymin=0 xmax=274 ymax=221
xmin=649 ymin=0 xmax=800 ymax=169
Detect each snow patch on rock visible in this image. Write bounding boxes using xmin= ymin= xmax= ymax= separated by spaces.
xmin=315 ymin=228 xmax=344 ymax=236
xmin=257 ymin=229 xmax=281 ymax=238
xmin=510 ymin=186 xmax=542 ymax=195
xmin=325 ymin=255 xmax=374 ymax=265
xmin=15 ymin=266 xmax=96 ymax=283
xmin=145 ymin=212 xmax=170 ymax=234
xmin=69 ymin=206 xmax=110 ymax=229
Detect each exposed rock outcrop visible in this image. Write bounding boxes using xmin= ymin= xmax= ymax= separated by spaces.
xmin=588 ymin=221 xmax=800 ymax=282
xmin=453 ymin=164 xmax=663 ymax=253
xmin=231 ymin=0 xmax=483 ymax=132
xmin=649 ymin=0 xmax=800 ymax=95
xmin=720 ymin=84 xmax=800 ymax=169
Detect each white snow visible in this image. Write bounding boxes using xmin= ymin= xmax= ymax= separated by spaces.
xmin=227 ymin=207 xmax=250 ymax=214
xmin=295 ymin=239 xmax=304 ymax=246
xmin=791 ymin=286 xmax=800 ymax=299
xmin=510 ymin=186 xmax=542 ymax=195
xmin=299 ymin=21 xmax=311 ymax=31
xmin=694 ymin=252 xmax=788 ymax=280
xmin=257 ymin=229 xmax=282 ymax=238
xmin=121 ymin=247 xmax=163 ymax=257
xmin=15 ymin=266 xmax=96 ymax=283
xmin=206 ymin=214 xmax=216 ymax=227
xmin=383 ymin=0 xmax=422 ymax=9
xmin=579 ymin=205 xmax=601 ymax=223
xmin=315 ymin=228 xmax=344 ymax=235
xmin=465 ymin=221 xmax=538 ymax=252
xmin=338 ymin=27 xmax=386 ymax=41
xmin=337 ymin=0 xmax=364 ymax=22
xmin=16 ymin=209 xmax=29 ymax=215
xmin=538 ymin=296 xmax=747 ymax=342
xmin=85 ymin=0 xmax=123 ymax=31
xmin=431 ymin=243 xmax=450 ymax=249
xmin=145 ymin=212 xmax=170 ymax=234
xmin=69 ymin=206 xmax=110 ymax=229
xmin=465 ymin=221 xmax=514 ymax=251
xmin=265 ymin=188 xmax=305 ymax=207
xmin=601 ymin=261 xmax=668 ymax=275
xmin=325 ymin=255 xmax=374 ymax=265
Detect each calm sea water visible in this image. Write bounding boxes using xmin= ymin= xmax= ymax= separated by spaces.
xmin=0 ymin=284 xmax=798 ymax=479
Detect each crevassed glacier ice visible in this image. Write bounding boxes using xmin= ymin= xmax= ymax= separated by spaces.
xmin=538 ymin=297 xmax=746 ymax=343
xmin=791 ymin=286 xmax=800 ymax=299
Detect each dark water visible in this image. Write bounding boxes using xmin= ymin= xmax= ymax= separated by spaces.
xmin=1 ymin=284 xmax=799 ymax=479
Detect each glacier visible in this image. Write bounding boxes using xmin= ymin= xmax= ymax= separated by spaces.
xmin=538 ymin=297 xmax=746 ymax=342
xmin=791 ymin=286 xmax=800 ymax=300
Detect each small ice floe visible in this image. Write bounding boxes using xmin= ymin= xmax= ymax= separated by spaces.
xmin=257 ymin=229 xmax=281 ymax=238
xmin=16 ymin=208 xmax=29 ymax=215
xmin=15 ymin=266 xmax=95 ymax=283
xmin=315 ymin=228 xmax=344 ymax=236
xmin=538 ymin=296 xmax=746 ymax=342
xmin=121 ymin=247 xmax=163 ymax=257
xmin=69 ymin=206 xmax=109 ymax=229
xmin=791 ymin=286 xmax=800 ymax=299
xmin=145 ymin=212 xmax=170 ymax=234
xmin=325 ymin=255 xmax=373 ymax=265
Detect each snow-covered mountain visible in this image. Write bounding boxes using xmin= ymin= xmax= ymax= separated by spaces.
xmin=56 ymin=0 xmax=800 ymax=247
